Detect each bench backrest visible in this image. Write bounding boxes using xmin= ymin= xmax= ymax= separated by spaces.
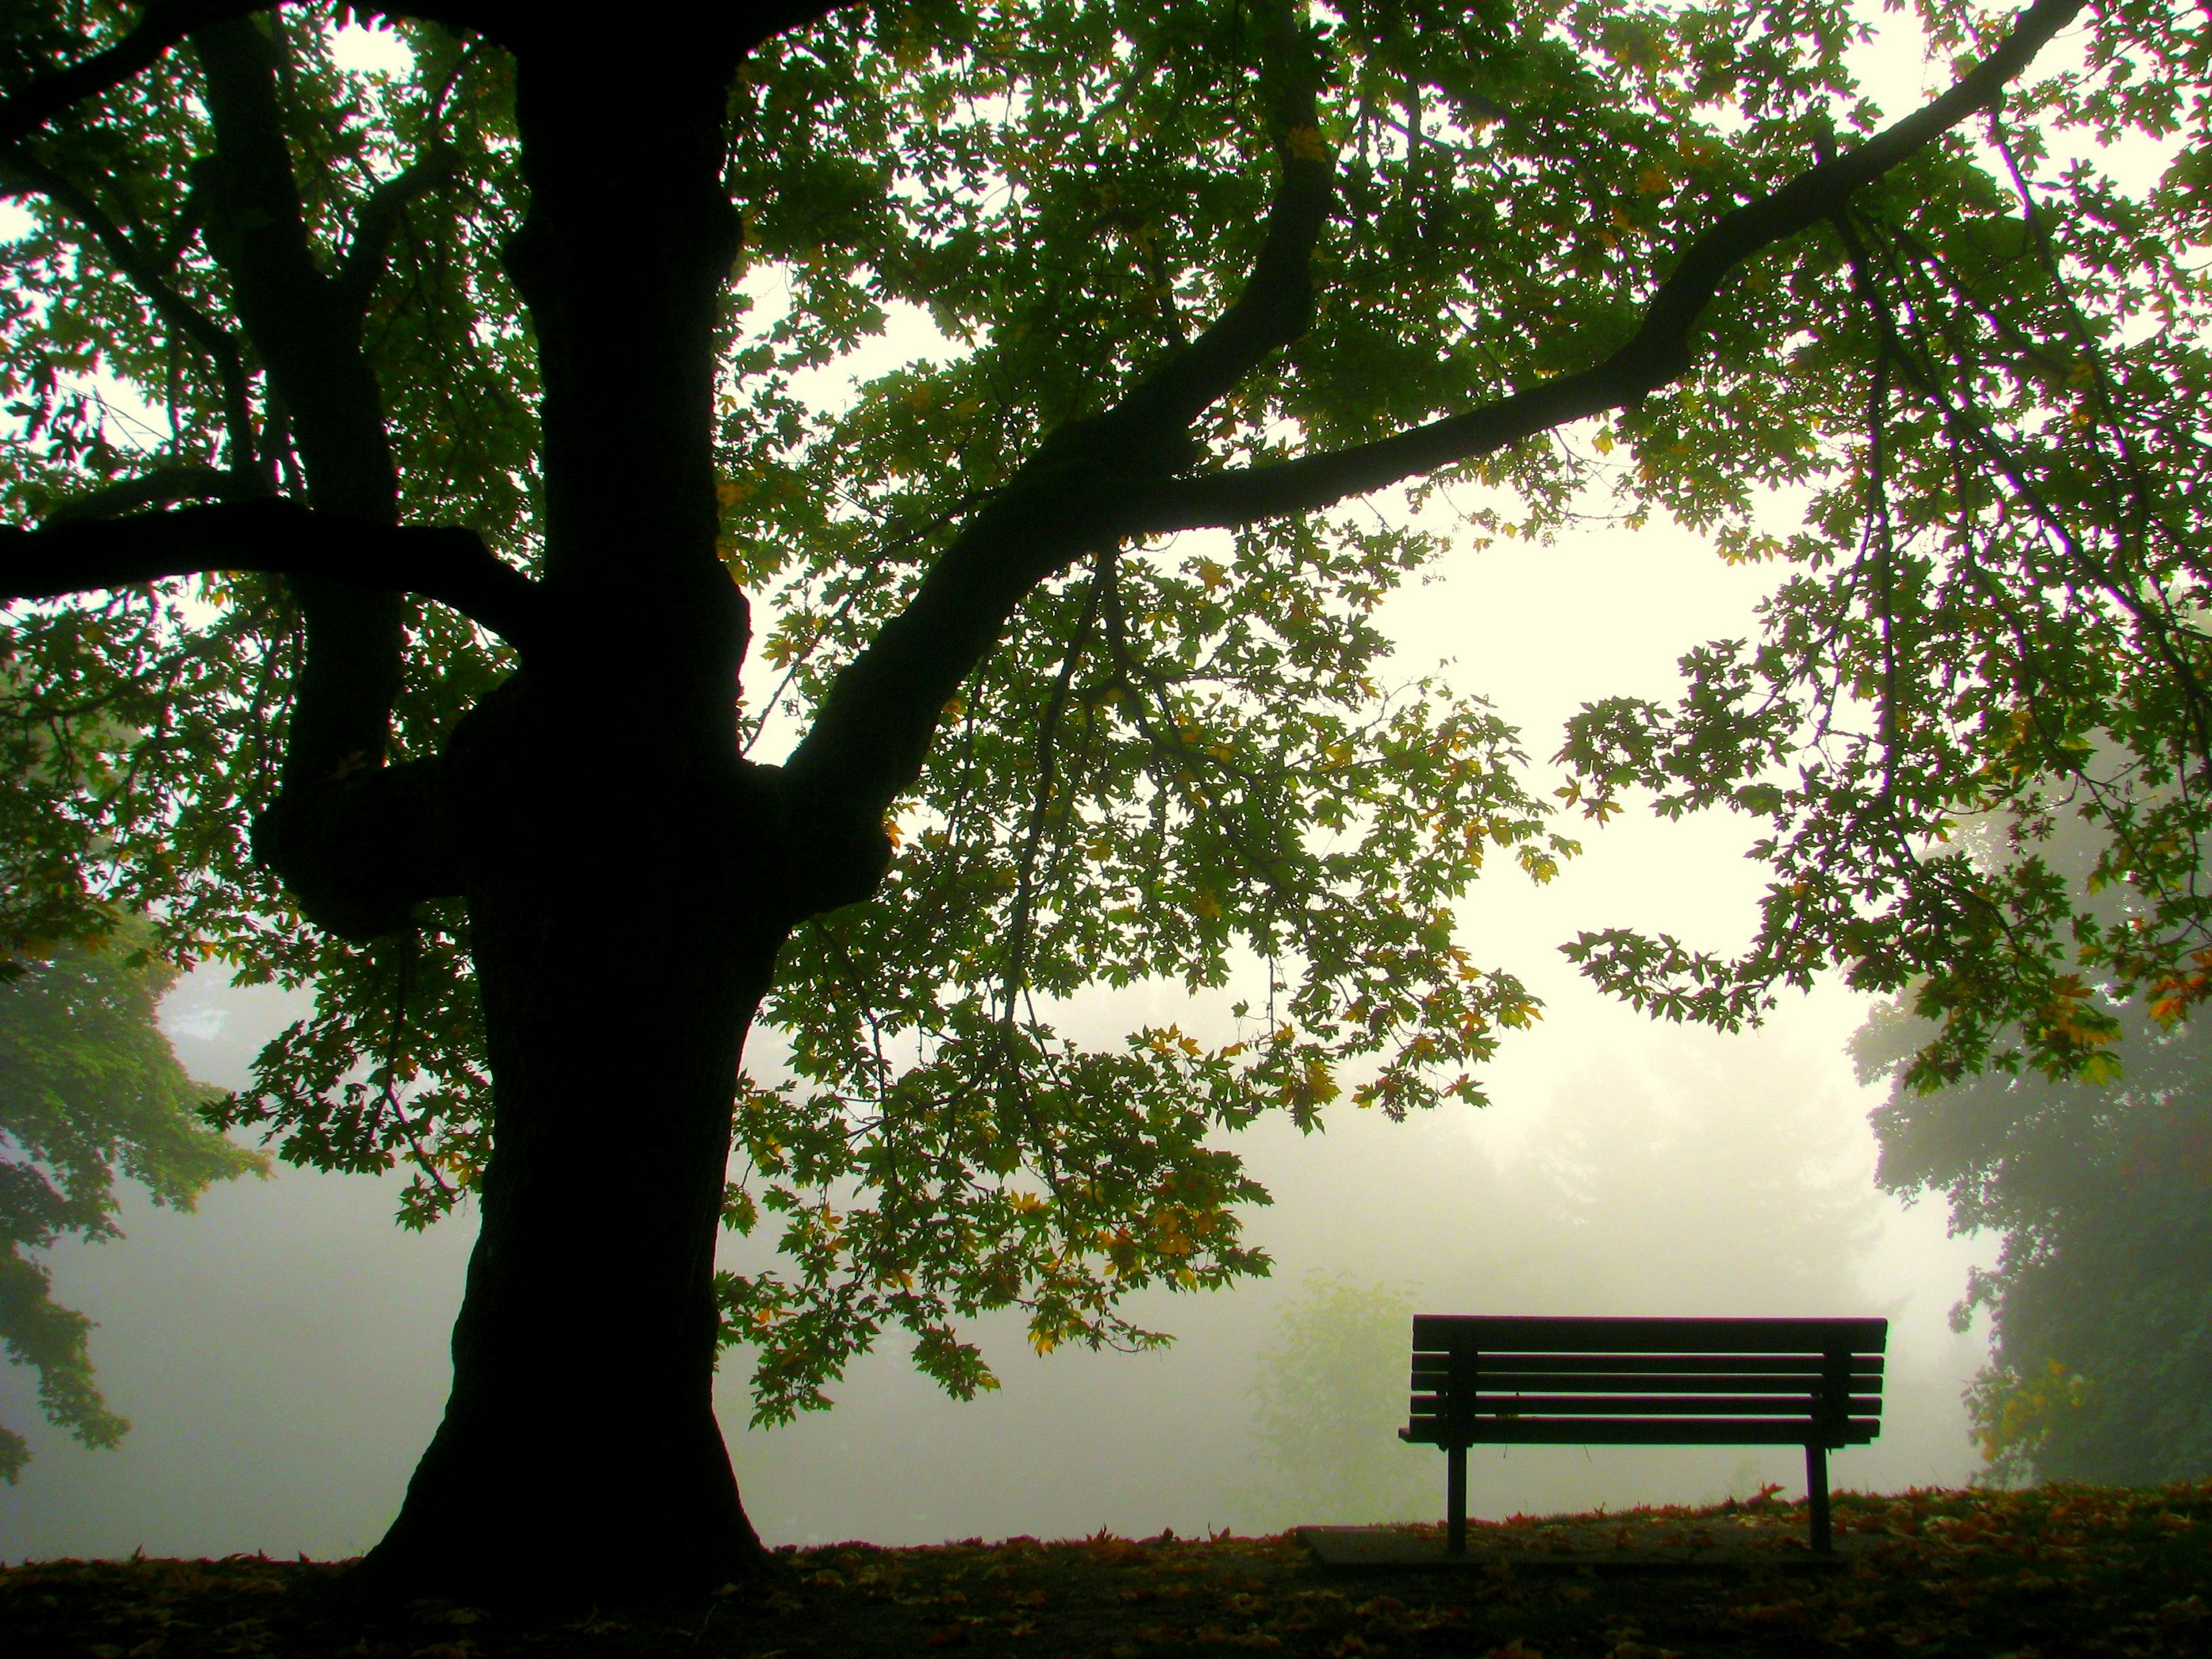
xmin=1406 ymin=1315 xmax=1887 ymax=1450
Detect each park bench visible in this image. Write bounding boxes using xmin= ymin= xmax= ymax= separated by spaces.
xmin=1400 ymin=1315 xmax=1887 ymax=1555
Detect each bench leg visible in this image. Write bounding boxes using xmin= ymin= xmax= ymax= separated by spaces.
xmin=1805 ymin=1442 xmax=1831 ymax=1554
xmin=1447 ymin=1444 xmax=1467 ymax=1556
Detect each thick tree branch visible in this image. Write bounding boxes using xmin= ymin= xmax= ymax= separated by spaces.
xmin=773 ymin=0 xmax=2077 ymax=921
xmin=1125 ymin=0 xmax=2085 ymax=534
xmin=1104 ymin=1 xmax=1332 ymax=436
xmin=0 ymin=498 xmax=547 ymax=650
xmin=40 ymin=464 xmax=245 ymax=524
xmin=0 ymin=2 xmax=861 ymax=146
xmin=0 ymin=0 xmax=264 ymax=145
xmin=194 ymin=15 xmax=416 ymax=796
xmin=0 ymin=0 xmax=531 ymax=147
xmin=351 ymin=0 xmax=858 ymax=53
xmin=336 ymin=143 xmax=460 ymax=317
xmin=251 ymin=756 xmax=462 ymax=940
xmin=0 ymin=145 xmax=260 ymax=474
xmin=774 ymin=0 xmax=1332 ymax=914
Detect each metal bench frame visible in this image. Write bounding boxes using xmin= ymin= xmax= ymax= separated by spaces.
xmin=1399 ymin=1315 xmax=1888 ymax=1554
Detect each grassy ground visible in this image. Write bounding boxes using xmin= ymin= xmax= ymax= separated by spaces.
xmin=4 ymin=1484 xmax=2209 ymax=1659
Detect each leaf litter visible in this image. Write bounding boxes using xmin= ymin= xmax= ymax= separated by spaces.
xmin=3 ymin=1484 xmax=2209 ymax=1659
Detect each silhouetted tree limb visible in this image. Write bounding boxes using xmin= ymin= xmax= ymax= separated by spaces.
xmin=1105 ymin=1 xmax=1332 ymax=435
xmin=774 ymin=0 xmax=2078 ymax=916
xmin=0 ymin=143 xmax=259 ymax=473
xmin=0 ymin=498 xmax=546 ymax=649
xmin=0 ymin=0 xmax=873 ymax=150
xmin=193 ymin=14 xmax=411 ymax=792
xmin=776 ymin=0 xmax=1331 ymax=910
xmin=336 ymin=143 xmax=460 ymax=317
xmin=0 ymin=0 xmax=265 ymax=145
xmin=1127 ymin=0 xmax=2085 ymax=533
xmin=39 ymin=464 xmax=247 ymax=524
xmin=471 ymin=1 xmax=868 ymax=59
xmin=251 ymin=755 xmax=464 ymax=938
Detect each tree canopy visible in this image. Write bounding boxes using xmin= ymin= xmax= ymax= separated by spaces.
xmin=0 ymin=0 xmax=2204 ymax=1594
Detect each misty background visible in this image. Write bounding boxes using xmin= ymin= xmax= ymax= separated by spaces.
xmin=0 ymin=3 xmax=2063 ymax=1566
xmin=0 ymin=497 xmax=1997 ymax=1561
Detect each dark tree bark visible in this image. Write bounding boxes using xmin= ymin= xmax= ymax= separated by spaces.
xmin=193 ymin=17 xmax=407 ymax=786
xmin=357 ymin=25 xmax=784 ymax=1594
xmin=368 ymin=689 xmax=790 ymax=1593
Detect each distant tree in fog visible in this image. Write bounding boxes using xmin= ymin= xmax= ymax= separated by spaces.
xmin=1862 ymin=804 xmax=2212 ymax=1486
xmin=0 ymin=937 xmax=263 ymax=1482
xmin=1532 ymin=1050 xmax=1878 ymax=1312
xmin=1248 ymin=1274 xmax=1429 ymax=1525
xmin=1866 ymin=1001 xmax=2212 ymax=1486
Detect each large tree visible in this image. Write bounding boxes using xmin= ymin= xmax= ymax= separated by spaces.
xmin=0 ymin=0 xmax=2203 ymax=1599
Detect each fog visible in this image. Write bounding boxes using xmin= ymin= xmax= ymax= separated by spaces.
xmin=0 ymin=494 xmax=2002 ymax=1562
xmin=0 ymin=987 xmax=1995 ymax=1558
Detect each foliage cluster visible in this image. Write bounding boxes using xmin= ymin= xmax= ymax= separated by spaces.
xmin=0 ymin=934 xmax=261 ymax=1482
xmin=1547 ymin=0 xmax=2212 ymax=1096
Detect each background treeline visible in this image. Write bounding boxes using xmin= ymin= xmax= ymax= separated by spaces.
xmin=1868 ymin=1005 xmax=2212 ymax=1486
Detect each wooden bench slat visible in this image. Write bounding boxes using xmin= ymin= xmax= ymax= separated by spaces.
xmin=1410 ymin=1368 xmax=1883 ymax=1392
xmin=1411 ymin=1315 xmax=1888 ymax=1354
xmin=1403 ymin=1417 xmax=1884 ymax=1446
xmin=1408 ymin=1392 xmax=1883 ymax=1416
xmin=1415 ymin=1389 xmax=1884 ymax=1415
xmin=1411 ymin=1353 xmax=1884 ymax=1377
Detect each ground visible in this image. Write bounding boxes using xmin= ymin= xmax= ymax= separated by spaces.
xmin=3 ymin=1485 xmax=2208 ymax=1658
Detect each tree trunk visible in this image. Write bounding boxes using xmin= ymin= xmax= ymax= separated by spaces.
xmin=361 ymin=35 xmax=775 ymax=1597
xmin=361 ymin=685 xmax=789 ymax=1596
